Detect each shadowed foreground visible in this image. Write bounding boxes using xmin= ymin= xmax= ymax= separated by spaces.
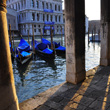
xmin=20 ymin=66 xmax=110 ymax=110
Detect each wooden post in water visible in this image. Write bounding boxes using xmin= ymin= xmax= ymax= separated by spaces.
xmin=50 ymin=26 xmax=54 ymax=50
xmin=98 ymin=29 xmax=100 ymax=41
xmin=61 ymin=26 xmax=63 ymax=45
xmin=92 ymin=30 xmax=93 ymax=42
xmin=40 ymin=28 xmax=43 ymax=42
xmin=94 ymin=25 xmax=96 ymax=41
xmin=28 ymin=29 xmax=30 ymax=44
xmin=32 ymin=24 xmax=35 ymax=53
xmin=9 ymin=24 xmax=13 ymax=53
xmin=88 ymin=28 xmax=90 ymax=43
xmin=13 ymin=31 xmax=14 ymax=47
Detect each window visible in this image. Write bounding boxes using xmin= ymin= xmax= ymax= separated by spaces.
xmin=55 ymin=16 xmax=57 ymax=22
xmin=37 ymin=13 xmax=39 ymax=21
xmin=46 ymin=3 xmax=48 ymax=9
xmin=55 ymin=5 xmax=57 ymax=11
xmin=47 ymin=14 xmax=49 ymax=21
xmin=34 ymin=25 xmax=36 ymax=32
xmin=32 ymin=13 xmax=35 ymax=21
xmin=36 ymin=1 xmax=39 ymax=8
xmin=38 ymin=25 xmax=40 ymax=32
xmin=59 ymin=16 xmax=60 ymax=22
xmin=43 ymin=14 xmax=45 ymax=21
xmin=58 ymin=5 xmax=60 ymax=11
xmin=50 ymin=4 xmax=52 ymax=10
xmin=32 ymin=0 xmax=34 ymax=7
xmin=51 ymin=15 xmax=53 ymax=21
xmin=42 ymin=2 xmax=44 ymax=9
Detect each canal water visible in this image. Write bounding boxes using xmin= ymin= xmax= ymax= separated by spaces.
xmin=12 ymin=35 xmax=100 ymax=103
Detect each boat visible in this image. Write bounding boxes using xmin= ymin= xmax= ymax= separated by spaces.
xmin=16 ymin=38 xmax=32 ymax=64
xmin=32 ymin=40 xmax=55 ymax=59
xmin=42 ymin=38 xmax=66 ymax=55
xmin=89 ymin=35 xmax=101 ymax=42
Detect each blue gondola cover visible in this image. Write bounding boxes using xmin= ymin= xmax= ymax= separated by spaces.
xmin=16 ymin=38 xmax=31 ymax=53
xmin=44 ymin=9 xmax=54 ymax=13
xmin=44 ymin=21 xmax=55 ymax=25
xmin=56 ymin=46 xmax=66 ymax=51
xmin=42 ymin=48 xmax=53 ymax=54
xmin=16 ymin=51 xmax=31 ymax=58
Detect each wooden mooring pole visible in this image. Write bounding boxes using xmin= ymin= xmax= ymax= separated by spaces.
xmin=40 ymin=28 xmax=43 ymax=42
xmin=28 ymin=29 xmax=30 ymax=44
xmin=61 ymin=26 xmax=63 ymax=45
xmin=88 ymin=28 xmax=90 ymax=44
xmin=50 ymin=26 xmax=54 ymax=50
xmin=92 ymin=30 xmax=93 ymax=42
xmin=32 ymin=24 xmax=35 ymax=53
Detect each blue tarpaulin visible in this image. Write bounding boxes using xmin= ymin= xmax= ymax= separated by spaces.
xmin=44 ymin=9 xmax=54 ymax=13
xmin=16 ymin=51 xmax=31 ymax=58
xmin=42 ymin=38 xmax=51 ymax=46
xmin=44 ymin=21 xmax=55 ymax=25
xmin=16 ymin=38 xmax=31 ymax=53
xmin=56 ymin=46 xmax=66 ymax=51
xmin=42 ymin=48 xmax=53 ymax=54
xmin=44 ymin=26 xmax=54 ymax=30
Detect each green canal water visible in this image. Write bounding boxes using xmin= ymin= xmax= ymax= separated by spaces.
xmin=12 ymin=35 xmax=100 ymax=103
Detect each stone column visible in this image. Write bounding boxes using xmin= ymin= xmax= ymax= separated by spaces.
xmin=65 ymin=0 xmax=85 ymax=84
xmin=100 ymin=0 xmax=110 ymax=66
xmin=0 ymin=1 xmax=19 ymax=110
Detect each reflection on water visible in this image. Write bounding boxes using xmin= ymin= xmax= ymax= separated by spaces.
xmin=13 ymin=35 xmax=100 ymax=103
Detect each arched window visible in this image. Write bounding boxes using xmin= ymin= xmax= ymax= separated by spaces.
xmin=18 ymin=3 xmax=20 ymax=10
xmin=47 ymin=14 xmax=49 ymax=21
xmin=59 ymin=16 xmax=60 ymax=22
xmin=58 ymin=5 xmax=60 ymax=11
xmin=46 ymin=3 xmax=48 ymax=9
xmin=43 ymin=14 xmax=45 ymax=21
xmin=55 ymin=16 xmax=57 ymax=22
xmin=55 ymin=4 xmax=57 ymax=11
xmin=50 ymin=4 xmax=52 ymax=10
xmin=42 ymin=2 xmax=44 ymax=9
xmin=32 ymin=0 xmax=34 ymax=7
xmin=36 ymin=1 xmax=39 ymax=8
xmin=37 ymin=13 xmax=39 ymax=21
xmin=51 ymin=15 xmax=53 ymax=21
xmin=32 ymin=13 xmax=35 ymax=21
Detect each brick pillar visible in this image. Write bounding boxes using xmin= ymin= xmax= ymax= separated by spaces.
xmin=0 ymin=1 xmax=19 ymax=110
xmin=100 ymin=0 xmax=110 ymax=66
xmin=65 ymin=0 xmax=85 ymax=84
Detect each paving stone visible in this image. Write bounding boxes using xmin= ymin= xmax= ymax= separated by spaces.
xmin=85 ymin=107 xmax=95 ymax=110
xmin=50 ymin=95 xmax=64 ymax=103
xmin=78 ymin=96 xmax=95 ymax=107
xmin=89 ymin=100 xmax=109 ymax=110
xmin=86 ymin=90 xmax=105 ymax=99
xmin=44 ymin=100 xmax=61 ymax=109
xmin=75 ymin=104 xmax=87 ymax=110
xmin=59 ymin=98 xmax=71 ymax=106
xmin=34 ymin=105 xmax=51 ymax=110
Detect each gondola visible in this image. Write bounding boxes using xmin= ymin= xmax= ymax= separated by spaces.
xmin=16 ymin=38 xmax=32 ymax=64
xmin=32 ymin=40 xmax=55 ymax=59
xmin=42 ymin=38 xmax=66 ymax=55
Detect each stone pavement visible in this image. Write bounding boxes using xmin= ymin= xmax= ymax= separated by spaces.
xmin=20 ymin=66 xmax=110 ymax=110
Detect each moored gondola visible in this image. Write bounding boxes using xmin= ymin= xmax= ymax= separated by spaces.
xmin=42 ymin=38 xmax=66 ymax=56
xmin=16 ymin=38 xmax=32 ymax=64
xmin=32 ymin=40 xmax=55 ymax=59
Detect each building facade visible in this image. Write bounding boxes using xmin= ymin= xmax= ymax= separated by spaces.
xmin=7 ymin=0 xmax=64 ymax=36
xmin=7 ymin=7 xmax=18 ymax=31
